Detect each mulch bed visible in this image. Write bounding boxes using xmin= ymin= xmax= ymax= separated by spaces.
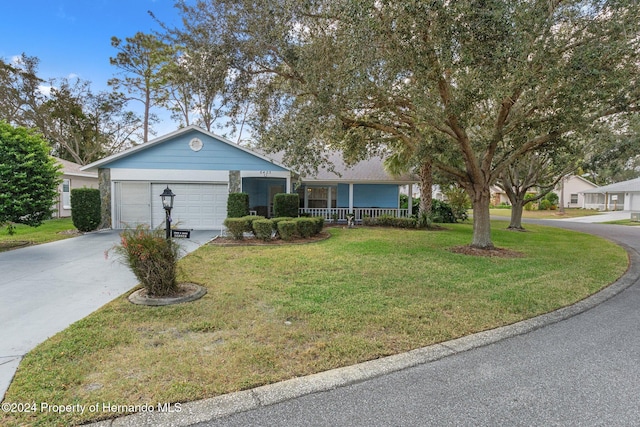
xmin=448 ymin=245 xmax=525 ymax=258
xmin=209 ymin=231 xmax=331 ymax=246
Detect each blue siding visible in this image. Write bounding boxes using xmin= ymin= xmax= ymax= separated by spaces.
xmin=337 ymin=184 xmax=350 ymax=207
xmin=354 ymin=184 xmax=399 ymax=208
xmin=106 ymin=130 xmax=287 ymax=172
xmin=335 ymin=184 xmax=399 ymax=208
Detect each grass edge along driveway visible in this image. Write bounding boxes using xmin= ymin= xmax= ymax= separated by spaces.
xmin=2 ymin=221 xmax=629 ymax=427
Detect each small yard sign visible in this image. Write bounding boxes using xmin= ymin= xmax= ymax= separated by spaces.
xmin=171 ymin=229 xmax=191 ymax=238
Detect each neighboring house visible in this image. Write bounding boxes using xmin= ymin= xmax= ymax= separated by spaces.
xmin=581 ymin=176 xmax=640 ymax=211
xmin=489 ymin=175 xmax=598 ymax=208
xmin=52 ymin=157 xmax=98 ymax=218
xmin=553 ymin=175 xmax=598 ymax=209
xmin=81 ymin=126 xmax=418 ymax=230
xmin=490 ymin=186 xmax=510 ymax=206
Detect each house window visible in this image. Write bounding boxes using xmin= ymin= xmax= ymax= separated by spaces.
xmin=62 ymin=179 xmax=71 ymax=209
xmin=306 ymin=187 xmax=336 ymax=208
xmin=570 ymin=194 xmax=578 ymax=204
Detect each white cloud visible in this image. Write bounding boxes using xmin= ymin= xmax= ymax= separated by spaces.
xmin=38 ymin=85 xmax=53 ymax=97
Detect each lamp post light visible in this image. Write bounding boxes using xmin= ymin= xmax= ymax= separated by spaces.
xmin=160 ymin=186 xmax=175 ymax=240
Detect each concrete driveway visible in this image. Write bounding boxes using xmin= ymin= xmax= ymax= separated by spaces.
xmin=0 ymin=229 xmax=219 ymax=401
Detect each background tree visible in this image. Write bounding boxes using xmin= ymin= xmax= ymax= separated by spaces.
xmin=171 ymin=0 xmax=640 ymax=249
xmin=163 ymin=49 xmax=228 ymax=132
xmin=497 ymin=148 xmax=578 ymax=230
xmin=0 ymin=54 xmax=47 ymax=129
xmin=1 ymin=56 xmax=142 ymax=164
xmin=0 ymin=122 xmax=60 ymax=234
xmin=582 ymin=114 xmax=640 ymax=185
xmin=109 ymin=32 xmax=173 ymax=142
xmin=41 ymin=77 xmax=142 ymax=164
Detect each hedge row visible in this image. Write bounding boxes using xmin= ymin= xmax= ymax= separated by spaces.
xmin=362 ymin=215 xmax=418 ymax=229
xmin=223 ymin=216 xmax=324 ymax=241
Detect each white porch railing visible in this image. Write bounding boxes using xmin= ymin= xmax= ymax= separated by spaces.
xmin=299 ymin=208 xmax=411 ymax=222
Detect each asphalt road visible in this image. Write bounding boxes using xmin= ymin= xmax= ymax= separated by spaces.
xmin=188 ymin=221 xmax=640 ymax=427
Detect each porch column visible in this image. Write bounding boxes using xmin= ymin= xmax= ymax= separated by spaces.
xmin=304 ymin=186 xmax=309 ymax=209
xmin=285 ymin=175 xmax=291 ymax=193
xmin=407 ymin=184 xmax=413 ymax=215
xmin=328 ymin=187 xmax=332 ymax=209
xmin=349 ymin=183 xmax=354 ymax=211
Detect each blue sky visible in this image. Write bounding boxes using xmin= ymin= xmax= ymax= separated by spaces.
xmin=1 ymin=1 xmax=185 ymax=134
xmin=1 ymin=1 xmax=182 ymax=89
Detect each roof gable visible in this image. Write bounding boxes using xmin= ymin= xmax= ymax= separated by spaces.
xmin=82 ymin=126 xmax=290 ymax=173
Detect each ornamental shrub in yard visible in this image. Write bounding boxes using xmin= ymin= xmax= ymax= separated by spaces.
xmin=277 ymin=220 xmax=298 ymax=241
xmin=223 ymin=217 xmax=248 ymax=240
xmin=273 ymin=193 xmax=299 ymax=217
xmin=113 ymin=225 xmax=181 ymax=297
xmin=295 ymin=217 xmax=317 ymax=238
xmin=271 ymin=217 xmax=293 ymax=232
xmin=70 ymin=188 xmax=101 ymax=232
xmin=242 ymin=215 xmax=265 ymax=235
xmin=252 ymin=219 xmax=274 ymax=241
xmin=227 ymin=193 xmax=249 ymax=218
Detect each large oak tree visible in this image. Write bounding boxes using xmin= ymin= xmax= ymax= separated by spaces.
xmin=173 ymin=0 xmax=639 ymax=248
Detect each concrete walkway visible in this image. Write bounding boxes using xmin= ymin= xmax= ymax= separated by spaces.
xmin=0 ymin=229 xmax=219 ymax=401
xmin=88 ymin=221 xmax=640 ymax=427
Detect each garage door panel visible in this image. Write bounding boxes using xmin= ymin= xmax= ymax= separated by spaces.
xmin=151 ymin=183 xmax=228 ymax=229
xmin=116 ymin=182 xmax=151 ymax=228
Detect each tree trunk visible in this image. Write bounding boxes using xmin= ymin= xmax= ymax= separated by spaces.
xmin=418 ymin=159 xmax=433 ymax=216
xmin=508 ymin=201 xmax=525 ymax=230
xmin=470 ymin=186 xmax=494 ymax=249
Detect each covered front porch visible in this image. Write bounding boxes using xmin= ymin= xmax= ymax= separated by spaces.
xmin=297 ymin=182 xmax=415 ymax=222
xmin=299 ymin=207 xmax=411 ymax=222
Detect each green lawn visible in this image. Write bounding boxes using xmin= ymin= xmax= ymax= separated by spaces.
xmin=0 ymin=218 xmax=77 ymax=251
xmin=1 ymin=222 xmax=628 ymax=426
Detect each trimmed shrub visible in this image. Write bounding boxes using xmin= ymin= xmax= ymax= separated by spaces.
xmin=223 ymin=217 xmax=248 ymax=240
xmin=278 ymin=220 xmax=298 ymax=241
xmin=253 ymin=219 xmax=274 ymax=241
xmin=113 ymin=225 xmax=181 ymax=297
xmin=296 ymin=217 xmax=317 ymax=238
xmin=312 ymin=216 xmax=324 ymax=234
xmin=242 ymin=215 xmax=265 ymax=235
xmin=70 ymin=188 xmax=101 ymax=232
xmin=273 ymin=193 xmax=299 ymax=218
xmin=393 ymin=217 xmax=418 ymax=228
xmin=227 ymin=193 xmax=249 ymax=218
xmin=271 ymin=216 xmax=293 ymax=236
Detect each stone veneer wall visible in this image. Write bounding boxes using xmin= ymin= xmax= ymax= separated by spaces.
xmin=98 ymin=168 xmax=111 ymax=229
xmin=229 ymin=170 xmax=241 ymax=193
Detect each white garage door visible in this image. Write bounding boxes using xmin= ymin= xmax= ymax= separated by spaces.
xmin=151 ymin=183 xmax=228 ymax=230
xmin=115 ymin=182 xmax=228 ymax=230
xmin=115 ymin=182 xmax=151 ymax=228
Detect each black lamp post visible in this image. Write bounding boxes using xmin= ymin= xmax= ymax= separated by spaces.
xmin=160 ymin=186 xmax=175 ymax=240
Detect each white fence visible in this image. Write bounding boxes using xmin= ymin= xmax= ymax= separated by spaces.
xmin=299 ymin=208 xmax=411 ymax=222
